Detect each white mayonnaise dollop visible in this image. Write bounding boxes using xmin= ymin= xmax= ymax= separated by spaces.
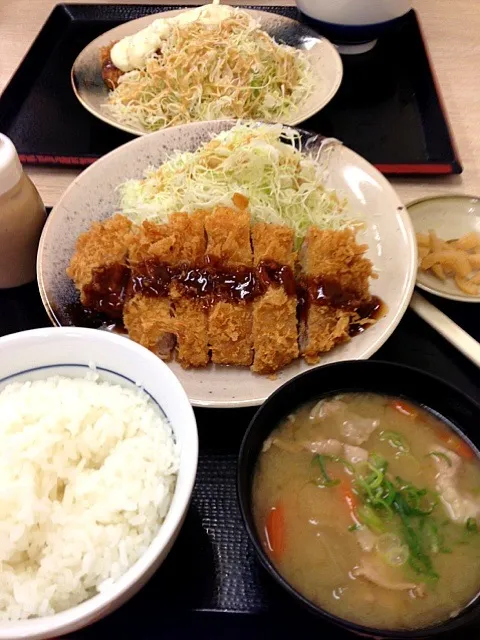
xmin=110 ymin=0 xmax=252 ymax=72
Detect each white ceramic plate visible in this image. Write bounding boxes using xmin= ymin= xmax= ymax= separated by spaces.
xmin=71 ymin=8 xmax=343 ymax=136
xmin=408 ymin=194 xmax=480 ymax=303
xmin=37 ymin=120 xmax=416 ymax=408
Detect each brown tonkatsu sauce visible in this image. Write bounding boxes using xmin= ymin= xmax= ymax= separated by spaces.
xmin=348 ymin=296 xmax=386 ymax=336
xmin=308 ymin=277 xmax=364 ymax=308
xmin=82 ymin=263 xmax=130 ymax=318
xmin=77 ymin=259 xmax=384 ymax=334
xmin=100 ymin=44 xmax=124 ymax=90
xmin=81 ymin=259 xmax=297 ymax=316
xmin=297 ymin=277 xmax=385 ymax=332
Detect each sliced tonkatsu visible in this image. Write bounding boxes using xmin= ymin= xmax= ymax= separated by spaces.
xmin=67 ymin=207 xmax=380 ymax=374
xmin=204 ymin=207 xmax=253 ymax=366
xmin=251 ymin=223 xmax=299 ymax=374
xmin=299 ymin=228 xmax=374 ymax=364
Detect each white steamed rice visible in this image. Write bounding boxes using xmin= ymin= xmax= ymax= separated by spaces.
xmin=0 ymin=375 xmax=179 ymax=620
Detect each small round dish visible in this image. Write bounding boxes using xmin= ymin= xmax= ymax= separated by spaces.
xmin=0 ymin=327 xmax=198 ymax=640
xmin=407 ymin=194 xmax=480 ymax=303
xmin=71 ymin=8 xmax=343 ymax=136
xmin=237 ymin=360 xmax=480 ymax=639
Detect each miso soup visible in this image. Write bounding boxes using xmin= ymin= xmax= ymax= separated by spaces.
xmin=253 ymin=393 xmax=480 ymax=630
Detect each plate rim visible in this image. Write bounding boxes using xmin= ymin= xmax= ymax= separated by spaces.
xmin=407 ymin=193 xmax=480 ymax=304
xmin=70 ymin=7 xmax=343 ymax=137
xmin=37 ymin=120 xmax=417 ymax=409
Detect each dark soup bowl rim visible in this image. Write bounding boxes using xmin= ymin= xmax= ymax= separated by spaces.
xmin=237 ymin=360 xmax=480 ymax=639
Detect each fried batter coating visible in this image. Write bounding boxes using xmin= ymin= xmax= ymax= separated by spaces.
xmin=67 ymin=207 xmax=379 ymax=374
xmin=299 ymin=228 xmax=374 ymax=364
xmin=205 ymin=207 xmax=253 ymax=365
xmin=205 ymin=207 xmax=252 ymax=266
xmin=123 ymin=295 xmax=176 ymax=361
xmin=208 ymin=302 xmax=252 ymax=366
xmin=251 ymin=223 xmax=297 ymax=268
xmin=100 ymin=43 xmax=123 ymax=90
xmin=300 ymin=306 xmax=351 ymax=364
xmin=300 ymin=228 xmax=373 ymax=300
xmin=66 ymin=214 xmax=133 ymax=303
xmin=128 ymin=211 xmax=207 ymax=265
xmin=170 ymin=211 xmax=208 ymax=367
xmin=252 ymin=288 xmax=298 ymax=374
xmin=251 ymin=223 xmax=298 ymax=374
xmin=126 ymin=211 xmax=208 ymax=366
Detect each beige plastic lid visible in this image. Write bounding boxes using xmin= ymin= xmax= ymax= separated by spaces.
xmin=0 ymin=133 xmax=23 ymax=196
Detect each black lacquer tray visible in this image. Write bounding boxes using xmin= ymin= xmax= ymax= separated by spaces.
xmin=0 ymin=4 xmax=461 ymax=176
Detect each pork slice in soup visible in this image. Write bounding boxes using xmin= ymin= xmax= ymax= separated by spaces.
xmin=253 ymin=393 xmax=480 ymax=630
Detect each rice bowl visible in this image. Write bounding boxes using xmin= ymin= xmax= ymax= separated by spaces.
xmin=0 ymin=327 xmax=197 ymax=639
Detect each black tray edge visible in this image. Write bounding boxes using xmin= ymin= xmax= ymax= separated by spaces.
xmin=0 ymin=3 xmax=463 ymax=176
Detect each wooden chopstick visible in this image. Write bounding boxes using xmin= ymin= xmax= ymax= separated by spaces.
xmin=409 ymin=292 xmax=480 ymax=368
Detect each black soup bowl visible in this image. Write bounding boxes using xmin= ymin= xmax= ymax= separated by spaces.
xmin=237 ymin=360 xmax=480 ymax=639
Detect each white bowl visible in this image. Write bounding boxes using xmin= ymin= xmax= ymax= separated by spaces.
xmin=0 ymin=327 xmax=198 ymax=640
xmin=295 ymin=0 xmax=411 ymax=51
xmin=295 ymin=0 xmax=411 ymax=27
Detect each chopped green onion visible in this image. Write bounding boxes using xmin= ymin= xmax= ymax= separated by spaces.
xmin=466 ymin=518 xmax=478 ymax=533
xmin=379 ymin=431 xmax=410 ymax=453
xmin=313 ymin=455 xmax=340 ymax=488
xmin=348 ymin=524 xmax=360 ymax=532
xmin=370 ymin=453 xmax=388 ymax=473
xmin=357 ymin=505 xmax=386 ymax=535
xmin=427 ymin=451 xmax=452 ymax=467
xmin=421 ymin=519 xmax=451 ymax=554
xmin=376 ymin=533 xmax=402 ymax=553
xmin=321 ymin=454 xmax=354 ymax=473
xmin=376 ymin=534 xmax=409 ymax=567
xmin=352 ymin=459 xmax=441 ymax=580
xmin=392 ymin=495 xmax=439 ymax=580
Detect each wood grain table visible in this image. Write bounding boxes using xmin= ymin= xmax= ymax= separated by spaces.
xmin=1 ymin=0 xmax=479 ymax=207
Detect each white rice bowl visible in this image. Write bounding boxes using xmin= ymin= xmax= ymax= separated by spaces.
xmin=0 ymin=374 xmax=179 ymax=621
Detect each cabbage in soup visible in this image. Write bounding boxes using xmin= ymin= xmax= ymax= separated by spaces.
xmin=252 ymin=393 xmax=480 ymax=630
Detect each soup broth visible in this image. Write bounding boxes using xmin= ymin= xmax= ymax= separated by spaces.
xmin=253 ymin=393 xmax=480 ymax=630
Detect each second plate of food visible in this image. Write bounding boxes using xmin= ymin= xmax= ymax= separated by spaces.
xmin=71 ymin=2 xmax=343 ymax=135
xmin=37 ymin=120 xmax=416 ymax=407
xmin=409 ymin=194 xmax=480 ymax=302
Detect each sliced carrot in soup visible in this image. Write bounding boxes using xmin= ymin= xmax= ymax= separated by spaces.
xmin=339 ymin=481 xmax=359 ymax=522
xmin=389 ymin=399 xmax=419 ymax=418
xmin=265 ymin=503 xmax=285 ymax=561
xmin=438 ymin=432 xmax=474 ymax=460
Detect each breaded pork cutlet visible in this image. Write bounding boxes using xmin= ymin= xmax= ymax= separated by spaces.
xmin=299 ymin=228 xmax=373 ymax=364
xmin=124 ymin=220 xmax=178 ymax=361
xmin=124 ymin=211 xmax=208 ymax=366
xmin=100 ymin=43 xmax=123 ymax=90
xmin=168 ymin=212 xmax=209 ymax=368
xmin=251 ymin=223 xmax=299 ymax=374
xmin=67 ymin=214 xmax=133 ymax=305
xmin=205 ymin=207 xmax=253 ymax=366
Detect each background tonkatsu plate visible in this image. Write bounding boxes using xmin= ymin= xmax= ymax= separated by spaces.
xmin=37 ymin=120 xmax=417 ymax=407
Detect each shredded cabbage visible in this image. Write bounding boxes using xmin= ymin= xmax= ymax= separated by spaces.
xmin=104 ymin=11 xmax=312 ymax=131
xmin=118 ymin=123 xmax=352 ymax=243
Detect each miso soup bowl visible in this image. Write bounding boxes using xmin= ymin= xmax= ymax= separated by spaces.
xmin=237 ymin=360 xmax=480 ymax=638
